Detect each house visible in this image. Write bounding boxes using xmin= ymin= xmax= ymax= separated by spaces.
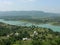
xmin=23 ymin=38 xmax=28 ymax=41
xmin=34 ymin=31 xmax=38 ymax=35
xmin=15 ymin=32 xmax=19 ymax=36
xmin=30 ymin=31 xmax=38 ymax=37
xmin=7 ymin=35 xmax=10 ymax=37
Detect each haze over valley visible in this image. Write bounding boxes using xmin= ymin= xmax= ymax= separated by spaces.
xmin=0 ymin=0 xmax=60 ymax=45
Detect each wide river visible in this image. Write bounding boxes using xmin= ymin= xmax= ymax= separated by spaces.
xmin=0 ymin=19 xmax=60 ymax=32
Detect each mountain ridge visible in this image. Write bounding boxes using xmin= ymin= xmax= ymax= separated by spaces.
xmin=0 ymin=11 xmax=60 ymax=17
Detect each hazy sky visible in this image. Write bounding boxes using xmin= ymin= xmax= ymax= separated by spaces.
xmin=0 ymin=0 xmax=60 ymax=13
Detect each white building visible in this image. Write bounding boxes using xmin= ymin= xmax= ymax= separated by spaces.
xmin=23 ymin=38 xmax=28 ymax=41
xmin=7 ymin=35 xmax=10 ymax=37
xmin=15 ymin=32 xmax=19 ymax=36
xmin=34 ymin=31 xmax=38 ymax=35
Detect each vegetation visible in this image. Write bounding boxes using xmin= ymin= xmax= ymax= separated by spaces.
xmin=51 ymin=22 xmax=60 ymax=26
xmin=0 ymin=15 xmax=60 ymax=25
xmin=0 ymin=22 xmax=60 ymax=45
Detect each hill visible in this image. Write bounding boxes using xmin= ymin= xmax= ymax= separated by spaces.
xmin=0 ymin=22 xmax=60 ymax=45
xmin=0 ymin=11 xmax=60 ymax=17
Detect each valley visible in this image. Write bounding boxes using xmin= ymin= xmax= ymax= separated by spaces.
xmin=0 ymin=11 xmax=60 ymax=45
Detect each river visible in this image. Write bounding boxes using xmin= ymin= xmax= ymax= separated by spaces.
xmin=0 ymin=19 xmax=60 ymax=32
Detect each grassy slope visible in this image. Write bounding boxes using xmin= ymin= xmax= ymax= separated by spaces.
xmin=13 ymin=40 xmax=32 ymax=45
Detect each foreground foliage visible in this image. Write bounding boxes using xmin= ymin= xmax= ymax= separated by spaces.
xmin=0 ymin=22 xmax=60 ymax=45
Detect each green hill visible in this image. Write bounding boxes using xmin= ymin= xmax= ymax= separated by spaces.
xmin=0 ymin=22 xmax=60 ymax=45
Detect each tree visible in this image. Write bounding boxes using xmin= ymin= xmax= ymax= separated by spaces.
xmin=2 ymin=39 xmax=11 ymax=45
xmin=32 ymin=40 xmax=42 ymax=45
xmin=22 ymin=31 xmax=30 ymax=38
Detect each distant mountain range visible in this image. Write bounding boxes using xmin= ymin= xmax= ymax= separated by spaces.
xmin=0 ymin=11 xmax=60 ymax=17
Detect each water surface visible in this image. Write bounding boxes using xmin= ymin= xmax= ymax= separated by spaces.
xmin=0 ymin=19 xmax=60 ymax=32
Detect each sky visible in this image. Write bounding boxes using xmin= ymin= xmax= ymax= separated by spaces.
xmin=0 ymin=0 xmax=60 ymax=13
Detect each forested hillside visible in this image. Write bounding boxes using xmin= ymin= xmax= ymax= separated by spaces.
xmin=0 ymin=22 xmax=60 ymax=45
